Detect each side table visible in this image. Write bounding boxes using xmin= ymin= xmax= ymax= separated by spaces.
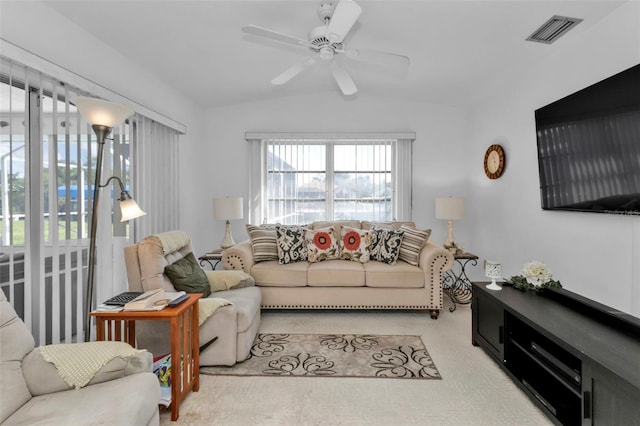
xmin=199 ymin=249 xmax=223 ymax=270
xmin=442 ymin=251 xmax=478 ymax=312
xmin=90 ymin=294 xmax=201 ymax=421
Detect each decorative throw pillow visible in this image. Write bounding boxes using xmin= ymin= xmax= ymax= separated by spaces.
xmin=164 ymin=252 xmax=211 ymax=297
xmin=339 ymin=226 xmax=371 ymax=263
xmin=276 ymin=225 xmax=308 ymax=264
xmin=369 ymin=226 xmax=405 ymax=264
xmin=246 ymin=224 xmax=278 ymax=262
xmin=305 ymin=226 xmax=339 ymax=263
xmin=398 ymin=225 xmax=431 ymax=266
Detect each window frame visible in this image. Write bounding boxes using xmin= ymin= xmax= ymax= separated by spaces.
xmin=247 ymin=132 xmax=415 ymax=225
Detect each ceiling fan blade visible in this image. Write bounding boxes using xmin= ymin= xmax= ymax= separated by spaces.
xmin=342 ymin=48 xmax=410 ymax=68
xmin=242 ymin=25 xmax=313 ymax=49
xmin=329 ymin=60 xmax=358 ymax=96
xmin=271 ymin=55 xmax=319 ymax=86
xmin=326 ymin=0 xmax=362 ymax=43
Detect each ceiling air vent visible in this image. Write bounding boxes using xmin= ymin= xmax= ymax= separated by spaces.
xmin=526 ymin=15 xmax=583 ymax=44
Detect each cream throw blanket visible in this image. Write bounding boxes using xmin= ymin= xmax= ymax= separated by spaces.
xmin=199 ymin=297 xmax=232 ymax=325
xmin=153 ymin=230 xmax=191 ymax=255
xmin=39 ymin=341 xmax=146 ymax=389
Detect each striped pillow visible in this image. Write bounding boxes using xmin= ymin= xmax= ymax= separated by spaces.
xmin=246 ymin=224 xmax=278 ymax=262
xmin=398 ymin=225 xmax=431 ymax=266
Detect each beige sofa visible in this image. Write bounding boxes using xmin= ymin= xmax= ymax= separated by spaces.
xmin=222 ymin=220 xmax=454 ymax=319
xmin=0 ymin=290 xmax=159 ymax=425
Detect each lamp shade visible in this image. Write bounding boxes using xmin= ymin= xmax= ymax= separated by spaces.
xmin=213 ymin=197 xmax=244 ymax=221
xmin=75 ymin=97 xmax=134 ymax=128
xmin=119 ymin=198 xmax=147 ymax=222
xmin=435 ymin=197 xmax=465 ymax=220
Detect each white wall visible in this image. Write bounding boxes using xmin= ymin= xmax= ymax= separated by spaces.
xmin=467 ymin=1 xmax=640 ymax=316
xmin=196 ymin=93 xmax=470 ymax=254
xmin=0 ymin=0 xmax=205 ymax=237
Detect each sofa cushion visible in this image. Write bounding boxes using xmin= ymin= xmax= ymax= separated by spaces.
xmin=369 ymin=226 xmax=404 ymax=264
xmin=246 ymin=224 xmax=278 ymax=262
xmin=363 ymin=260 xmax=424 ymax=288
xmin=339 ymin=226 xmax=371 ymax=263
xmin=307 ymin=260 xmax=365 ymax=287
xmin=137 ymin=235 xmax=189 ymax=292
xmin=251 ymin=260 xmax=308 ymax=287
xmin=305 ymin=227 xmax=339 ymax=263
xmin=1 ymin=292 xmax=36 ymax=423
xmin=3 ymin=373 xmax=159 ymax=426
xmin=212 ymin=286 xmax=262 ymax=333
xmin=164 ymin=252 xmax=211 ymax=297
xmin=275 ymin=225 xmax=308 ymax=264
xmin=398 ymin=225 xmax=431 ymax=266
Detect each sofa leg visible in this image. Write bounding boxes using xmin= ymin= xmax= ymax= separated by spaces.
xmin=429 ymin=309 xmax=440 ymax=320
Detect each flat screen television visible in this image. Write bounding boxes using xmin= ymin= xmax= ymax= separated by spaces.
xmin=535 ymin=64 xmax=640 ymax=215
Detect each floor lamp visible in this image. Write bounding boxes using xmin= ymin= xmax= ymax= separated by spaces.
xmin=76 ymin=97 xmax=146 ymax=342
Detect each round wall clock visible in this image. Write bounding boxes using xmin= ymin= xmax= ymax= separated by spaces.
xmin=484 ymin=144 xmax=506 ymax=179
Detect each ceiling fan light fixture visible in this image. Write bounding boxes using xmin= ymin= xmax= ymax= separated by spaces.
xmin=319 ymin=46 xmax=335 ymax=61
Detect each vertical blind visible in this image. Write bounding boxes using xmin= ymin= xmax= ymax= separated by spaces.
xmin=0 ymin=56 xmax=181 ymax=344
xmin=247 ymin=133 xmax=414 ymax=225
xmin=131 ymin=116 xmax=180 ymax=240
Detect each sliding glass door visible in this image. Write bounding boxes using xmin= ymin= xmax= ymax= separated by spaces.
xmin=1 ymin=59 xmax=132 ymax=344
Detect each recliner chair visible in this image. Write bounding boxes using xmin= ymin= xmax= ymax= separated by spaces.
xmin=123 ymin=231 xmax=262 ymax=366
xmin=0 ymin=289 xmax=159 ymax=425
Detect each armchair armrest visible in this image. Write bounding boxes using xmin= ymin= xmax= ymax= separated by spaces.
xmin=418 ymin=241 xmax=454 ymax=309
xmin=222 ymin=240 xmax=255 ymax=274
xmin=22 ymin=343 xmax=153 ymax=396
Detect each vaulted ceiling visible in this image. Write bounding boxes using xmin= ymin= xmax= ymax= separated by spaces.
xmin=43 ymin=0 xmax=627 ymax=109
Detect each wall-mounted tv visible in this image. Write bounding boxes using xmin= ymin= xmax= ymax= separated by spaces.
xmin=535 ymin=64 xmax=640 ymax=215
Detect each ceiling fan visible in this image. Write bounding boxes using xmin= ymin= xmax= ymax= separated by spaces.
xmin=242 ymin=0 xmax=410 ymax=96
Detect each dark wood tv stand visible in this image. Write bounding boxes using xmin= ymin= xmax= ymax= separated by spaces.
xmin=472 ymin=282 xmax=640 ymax=426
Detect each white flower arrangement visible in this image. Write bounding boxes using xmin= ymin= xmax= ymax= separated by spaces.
xmin=509 ymin=260 xmax=562 ymax=292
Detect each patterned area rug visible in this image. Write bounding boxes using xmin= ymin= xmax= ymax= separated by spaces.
xmin=200 ymin=334 xmax=441 ymax=380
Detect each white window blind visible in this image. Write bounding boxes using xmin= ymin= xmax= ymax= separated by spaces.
xmin=131 ymin=116 xmax=180 ymax=240
xmin=1 ymin=56 xmax=181 ymax=344
xmin=247 ymin=133 xmax=414 ymax=225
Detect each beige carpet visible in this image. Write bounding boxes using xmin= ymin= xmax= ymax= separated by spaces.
xmin=201 ymin=333 xmax=441 ymax=379
xmin=160 ymin=305 xmax=553 ymax=425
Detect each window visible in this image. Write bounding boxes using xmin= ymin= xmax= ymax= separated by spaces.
xmin=248 ymin=133 xmax=414 ymax=225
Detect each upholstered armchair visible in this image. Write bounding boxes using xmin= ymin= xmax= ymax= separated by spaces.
xmin=0 ymin=290 xmax=159 ymax=426
xmin=123 ymin=231 xmax=262 ymax=366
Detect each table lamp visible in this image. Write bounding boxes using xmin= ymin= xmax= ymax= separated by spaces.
xmin=485 ymin=260 xmax=502 ymax=291
xmin=213 ymin=197 xmax=244 ymax=248
xmin=435 ymin=197 xmax=465 ymax=253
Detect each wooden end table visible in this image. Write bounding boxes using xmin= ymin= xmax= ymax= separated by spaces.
xmin=90 ymin=294 xmax=201 ymax=421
